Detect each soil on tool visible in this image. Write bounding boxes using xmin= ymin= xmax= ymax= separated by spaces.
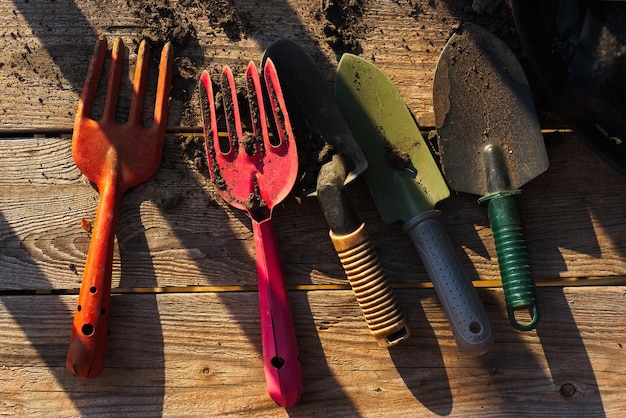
xmin=179 ymin=134 xmax=208 ymax=173
xmin=241 ymin=132 xmax=257 ymax=156
xmin=283 ymin=95 xmax=335 ymax=195
xmin=198 ymin=85 xmax=227 ymax=190
xmin=435 ymin=23 xmax=521 ymax=173
xmin=246 ymin=184 xmax=269 ymax=216
xmin=384 ymin=142 xmax=412 ymax=171
xmin=245 ymin=76 xmax=264 ymax=155
xmin=264 ymin=84 xmax=287 ymax=147
xmin=221 ymin=74 xmax=239 ymax=149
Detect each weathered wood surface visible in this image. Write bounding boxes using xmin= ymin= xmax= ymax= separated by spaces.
xmin=1 ymin=0 xmax=626 ymax=416
xmin=1 ymin=288 xmax=625 ymax=417
xmin=1 ymin=133 xmax=625 ymax=292
xmin=0 ymin=0 xmax=502 ymax=130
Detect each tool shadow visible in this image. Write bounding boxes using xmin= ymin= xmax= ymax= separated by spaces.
xmin=7 ymin=1 xmax=166 ymax=412
xmin=446 ymin=215 xmax=604 ymax=415
xmin=154 ymin=133 xmax=361 ymax=413
xmin=0 ymin=208 xmax=166 ymax=416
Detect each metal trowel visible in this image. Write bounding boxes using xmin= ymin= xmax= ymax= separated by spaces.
xmin=263 ymin=39 xmax=410 ymax=347
xmin=336 ymin=54 xmax=493 ymax=355
xmin=433 ymin=23 xmax=549 ymax=330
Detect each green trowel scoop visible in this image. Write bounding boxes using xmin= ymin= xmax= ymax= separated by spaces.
xmin=433 ymin=23 xmax=549 ymax=330
xmin=336 ymin=54 xmax=493 ymax=355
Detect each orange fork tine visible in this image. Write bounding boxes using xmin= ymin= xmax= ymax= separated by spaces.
xmin=102 ymin=38 xmax=125 ymax=123
xmin=153 ymin=42 xmax=174 ymax=132
xmin=76 ymin=35 xmax=108 ymax=120
xmin=128 ymin=40 xmax=150 ymax=125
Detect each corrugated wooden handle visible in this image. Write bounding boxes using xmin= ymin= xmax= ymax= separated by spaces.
xmin=330 ymin=223 xmax=410 ymax=347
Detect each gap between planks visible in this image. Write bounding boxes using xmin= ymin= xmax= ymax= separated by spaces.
xmin=0 ymin=127 xmax=575 ymax=138
xmin=2 ymin=275 xmax=625 ymax=297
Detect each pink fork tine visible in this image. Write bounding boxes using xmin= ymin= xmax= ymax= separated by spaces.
xmin=246 ymin=61 xmax=269 ymax=145
xmin=222 ymin=65 xmax=243 ymax=154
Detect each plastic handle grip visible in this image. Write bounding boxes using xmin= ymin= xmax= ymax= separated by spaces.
xmin=330 ymin=223 xmax=410 ymax=347
xmin=403 ymin=210 xmax=493 ymax=355
xmin=481 ymin=191 xmax=539 ymax=331
xmin=252 ymin=217 xmax=303 ymax=408
xmin=66 ymin=180 xmax=119 ymax=378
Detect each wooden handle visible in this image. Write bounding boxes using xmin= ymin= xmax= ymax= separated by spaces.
xmin=330 ymin=223 xmax=410 ymax=347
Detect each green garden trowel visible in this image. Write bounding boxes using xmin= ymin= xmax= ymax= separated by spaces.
xmin=336 ymin=54 xmax=493 ymax=355
xmin=433 ymin=23 xmax=549 ymax=331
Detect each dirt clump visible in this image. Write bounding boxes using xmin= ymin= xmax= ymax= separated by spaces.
xmin=179 ymin=134 xmax=207 ymax=174
xmin=129 ymin=0 xmax=196 ymax=50
xmin=245 ymin=183 xmax=268 ymax=216
xmin=317 ymin=0 xmax=365 ymax=56
xmin=196 ymin=0 xmax=253 ymax=41
xmin=241 ymin=132 xmax=257 ymax=156
xmin=384 ymin=142 xmax=412 ymax=171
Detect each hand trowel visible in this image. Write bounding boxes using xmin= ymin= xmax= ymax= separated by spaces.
xmin=336 ymin=54 xmax=493 ymax=355
xmin=433 ymin=23 xmax=549 ymax=331
xmin=263 ymin=39 xmax=410 ymax=347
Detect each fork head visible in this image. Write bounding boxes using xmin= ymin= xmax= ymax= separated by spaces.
xmin=199 ymin=60 xmax=298 ymax=221
xmin=72 ymin=35 xmax=174 ymax=193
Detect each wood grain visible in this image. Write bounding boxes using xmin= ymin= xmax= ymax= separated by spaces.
xmin=0 ymin=287 xmax=623 ymax=416
xmin=2 ymin=0 xmax=626 ymax=416
xmin=1 ymin=0 xmax=477 ymax=130
xmin=1 ymin=132 xmax=626 ymax=291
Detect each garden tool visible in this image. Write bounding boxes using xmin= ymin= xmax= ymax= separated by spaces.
xmin=263 ymin=39 xmax=409 ymax=347
xmin=433 ymin=23 xmax=549 ymax=330
xmin=336 ymin=54 xmax=493 ymax=355
xmin=67 ymin=35 xmax=173 ymax=377
xmin=199 ymin=60 xmax=302 ymax=407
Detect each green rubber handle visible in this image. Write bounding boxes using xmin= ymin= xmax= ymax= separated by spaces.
xmin=480 ymin=191 xmax=539 ymax=331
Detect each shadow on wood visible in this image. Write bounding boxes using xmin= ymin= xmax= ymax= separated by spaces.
xmin=0 ymin=212 xmax=166 ymax=415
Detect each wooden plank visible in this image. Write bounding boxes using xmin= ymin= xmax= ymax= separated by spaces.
xmin=0 ymin=287 xmax=623 ymax=416
xmin=1 ymin=1 xmax=625 ymax=416
xmin=1 ymin=131 xmax=626 ymax=290
xmin=0 ymin=0 xmax=492 ymax=130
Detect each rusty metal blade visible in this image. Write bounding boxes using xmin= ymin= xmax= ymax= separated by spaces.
xmin=433 ymin=22 xmax=548 ymax=196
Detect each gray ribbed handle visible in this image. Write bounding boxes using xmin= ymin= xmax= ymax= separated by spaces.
xmin=403 ymin=210 xmax=493 ymax=355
